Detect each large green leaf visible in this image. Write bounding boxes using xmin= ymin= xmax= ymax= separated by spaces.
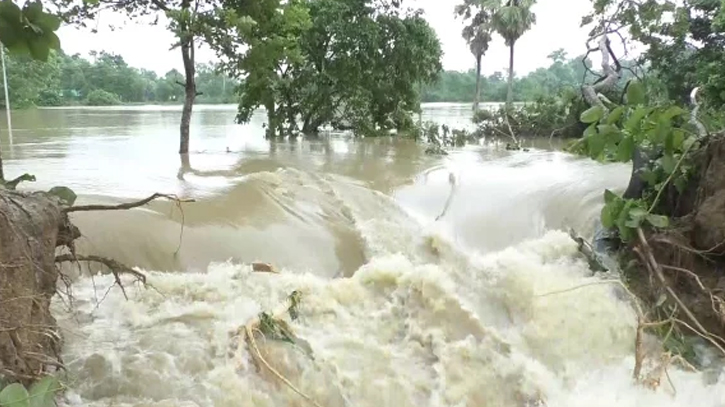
xmin=626 ymin=80 xmax=646 ymax=105
xmin=660 ymin=154 xmax=677 ymax=174
xmin=615 ymin=135 xmax=634 ymax=162
xmin=580 ymin=105 xmax=604 ymax=124
xmin=646 ymin=214 xmax=669 ymax=228
xmin=0 ymin=383 xmax=29 ymax=407
xmin=605 ymin=106 xmax=625 ymax=124
xmin=28 ymin=376 xmax=60 ymax=407
xmin=625 ymin=106 xmax=653 ymax=132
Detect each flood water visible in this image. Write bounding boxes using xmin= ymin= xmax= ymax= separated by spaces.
xmin=2 ymin=103 xmax=724 ymax=406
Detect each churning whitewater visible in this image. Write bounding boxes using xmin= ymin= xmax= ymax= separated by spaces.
xmin=53 ymin=166 xmax=725 ymax=407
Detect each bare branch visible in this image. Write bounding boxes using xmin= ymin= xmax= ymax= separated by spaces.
xmin=55 ymin=254 xmax=146 ymax=300
xmin=64 ymin=193 xmax=194 ymax=213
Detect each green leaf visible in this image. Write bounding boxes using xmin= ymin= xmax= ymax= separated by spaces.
xmin=605 ymin=106 xmax=625 ymax=124
xmin=580 ymin=105 xmax=604 ymax=124
xmin=35 ymin=13 xmax=61 ymax=32
xmin=601 ymin=202 xmax=616 ymax=228
xmin=604 ymin=189 xmax=619 ymax=204
xmin=661 ymin=105 xmax=686 ymax=120
xmin=646 ymin=214 xmax=669 ymax=228
xmin=27 ymin=37 xmax=49 ymax=61
xmin=660 ymin=154 xmax=677 ymax=174
xmin=640 ymin=168 xmax=658 ymax=186
xmin=616 ymin=136 xmax=635 ymax=161
xmin=586 ymin=132 xmax=606 ymax=159
xmin=28 ymin=376 xmax=60 ymax=407
xmin=625 ymin=106 xmax=653 ymax=132
xmin=583 ymin=123 xmax=597 ymax=137
xmin=0 ymin=383 xmax=30 ymax=407
xmin=23 ymin=1 xmax=44 ymax=22
xmin=626 ymin=80 xmax=646 ymax=105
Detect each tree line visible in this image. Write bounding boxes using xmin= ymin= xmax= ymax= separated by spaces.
xmin=422 ymin=49 xmax=592 ymax=103
xmin=0 ymin=50 xmax=237 ymax=108
xmin=1 ymin=46 xmax=596 ymax=108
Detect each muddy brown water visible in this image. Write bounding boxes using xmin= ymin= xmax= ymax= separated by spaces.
xmin=2 ymin=103 xmax=722 ymax=406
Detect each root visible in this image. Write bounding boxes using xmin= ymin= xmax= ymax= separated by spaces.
xmin=635 ymin=227 xmax=725 ymax=351
xmin=64 ymin=192 xmax=194 ymax=213
xmin=55 ymin=254 xmax=146 ymax=300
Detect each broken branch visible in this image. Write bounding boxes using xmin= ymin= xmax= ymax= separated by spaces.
xmin=64 ymin=193 xmax=194 ymax=213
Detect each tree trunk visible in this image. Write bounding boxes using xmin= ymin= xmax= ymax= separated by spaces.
xmin=0 ymin=147 xmax=4 ymax=182
xmin=506 ymin=43 xmax=515 ymax=111
xmin=178 ymin=5 xmax=197 ymax=155
xmin=474 ymin=53 xmax=482 ymax=111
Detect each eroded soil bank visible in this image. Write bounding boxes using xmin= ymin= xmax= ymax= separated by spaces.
xmin=631 ymin=134 xmax=725 ymax=346
xmin=0 ymin=190 xmax=80 ymax=385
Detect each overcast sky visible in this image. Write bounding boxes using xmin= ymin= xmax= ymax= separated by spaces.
xmin=56 ymin=0 xmax=597 ymax=77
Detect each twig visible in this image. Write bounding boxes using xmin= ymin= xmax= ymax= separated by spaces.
xmin=55 ymin=254 xmax=146 ymax=300
xmin=64 ymin=193 xmax=194 ymax=213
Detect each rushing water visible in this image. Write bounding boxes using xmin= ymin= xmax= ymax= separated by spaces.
xmin=2 ymin=103 xmax=724 ymax=406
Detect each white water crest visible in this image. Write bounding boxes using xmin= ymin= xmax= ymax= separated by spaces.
xmin=53 ymin=166 xmax=725 ymax=407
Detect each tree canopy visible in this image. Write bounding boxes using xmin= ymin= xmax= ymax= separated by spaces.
xmin=206 ymin=0 xmax=443 ymax=137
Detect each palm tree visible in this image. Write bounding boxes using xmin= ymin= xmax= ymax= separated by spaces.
xmin=455 ymin=2 xmax=493 ymax=111
xmin=464 ymin=25 xmax=492 ymax=111
xmin=491 ymin=0 xmax=536 ymax=111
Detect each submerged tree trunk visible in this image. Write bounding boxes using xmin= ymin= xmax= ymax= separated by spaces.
xmin=179 ymin=38 xmax=196 ymax=155
xmin=506 ymin=43 xmax=515 ymax=111
xmin=178 ymin=1 xmax=197 ymax=156
xmin=474 ymin=53 xmax=482 ymax=111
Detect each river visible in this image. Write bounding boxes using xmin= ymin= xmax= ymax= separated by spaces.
xmin=2 ymin=103 xmax=723 ymax=406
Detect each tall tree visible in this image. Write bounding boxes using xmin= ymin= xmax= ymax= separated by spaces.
xmin=456 ymin=1 xmax=492 ymax=111
xmin=53 ymin=0 xmax=219 ymax=155
xmin=491 ymin=0 xmax=536 ymax=111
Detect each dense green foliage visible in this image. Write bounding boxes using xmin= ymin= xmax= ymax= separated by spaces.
xmin=0 ymin=50 xmax=237 ymax=108
xmin=207 ymin=0 xmax=443 ymax=138
xmin=572 ymin=80 xmax=698 ymax=240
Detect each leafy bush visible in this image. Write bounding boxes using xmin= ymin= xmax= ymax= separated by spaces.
xmin=474 ymin=91 xmax=582 ymax=139
xmin=86 ymin=89 xmax=121 ymax=106
xmin=571 ymin=80 xmax=699 ymax=241
xmin=35 ymin=90 xmax=63 ymax=107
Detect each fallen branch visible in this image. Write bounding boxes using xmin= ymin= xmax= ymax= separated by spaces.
xmin=64 ymin=193 xmax=194 ymax=213
xmin=229 ymin=291 xmax=320 ymax=407
xmin=581 ymin=35 xmax=621 ymax=112
xmin=55 ymin=254 xmax=146 ymax=300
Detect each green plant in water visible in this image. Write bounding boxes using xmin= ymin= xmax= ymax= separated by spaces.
xmin=572 ymin=80 xmax=701 ymax=241
xmin=0 ymin=376 xmax=62 ymax=407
